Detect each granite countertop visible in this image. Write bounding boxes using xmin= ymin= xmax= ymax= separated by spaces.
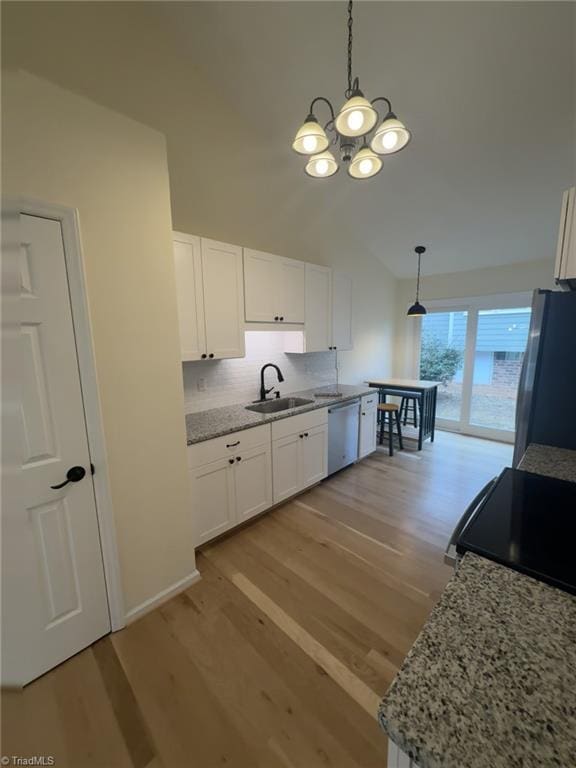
xmin=185 ymin=384 xmax=377 ymax=445
xmin=518 ymin=443 xmax=576 ymax=483
xmin=378 ymin=552 xmax=576 ymax=768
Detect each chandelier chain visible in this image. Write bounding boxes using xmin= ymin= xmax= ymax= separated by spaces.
xmin=347 ymin=0 xmax=354 ymax=96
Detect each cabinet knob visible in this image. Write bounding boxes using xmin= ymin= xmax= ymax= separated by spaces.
xmin=236 ymin=456 xmax=242 ymax=462
xmin=299 ymin=434 xmax=304 ymax=439
xmin=228 ymin=458 xmax=235 ymax=465
xmin=201 ymin=353 xmax=207 ymax=359
xmin=304 ymin=432 xmax=309 ymax=437
xmin=209 ymin=353 xmax=214 ymax=359
xmin=274 ymin=316 xmax=279 ymax=321
xmin=280 ymin=316 xmax=284 ymax=321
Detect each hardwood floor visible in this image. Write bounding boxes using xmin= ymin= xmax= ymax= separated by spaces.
xmin=2 ymin=431 xmax=512 ymax=768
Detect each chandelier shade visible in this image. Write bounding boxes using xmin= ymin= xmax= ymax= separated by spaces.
xmin=292 ymin=116 xmax=330 ymax=155
xmin=371 ymin=114 xmax=411 ymax=155
xmin=348 ymin=144 xmax=382 ymax=179
xmin=305 ymin=150 xmax=339 ymax=178
xmin=334 ymin=94 xmax=378 ymax=138
xmin=290 ymin=0 xmax=411 ymax=180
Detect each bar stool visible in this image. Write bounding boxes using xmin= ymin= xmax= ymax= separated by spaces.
xmin=400 ymin=394 xmax=421 ymax=428
xmin=377 ymin=403 xmax=404 ymax=456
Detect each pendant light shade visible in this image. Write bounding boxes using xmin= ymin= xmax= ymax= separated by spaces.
xmin=292 ymin=115 xmax=330 ymax=155
xmin=305 ymin=150 xmax=339 ymax=178
xmin=371 ymin=114 xmax=411 ymax=155
xmin=335 ymin=93 xmax=378 ymax=138
xmin=407 ymin=246 xmax=427 ymax=317
xmin=407 ymin=301 xmax=427 ymax=317
xmin=348 ymin=144 xmax=382 ymax=179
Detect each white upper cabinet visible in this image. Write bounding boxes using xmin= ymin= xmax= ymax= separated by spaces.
xmin=304 ymin=263 xmax=333 ymax=352
xmin=244 ymin=249 xmax=305 ymax=323
xmin=332 ymin=271 xmax=354 ymax=351
xmin=201 ymin=238 xmax=245 ymax=359
xmin=173 ymin=233 xmax=206 ymax=361
xmin=555 ymin=187 xmax=576 ymax=287
xmin=173 ymin=233 xmax=245 ymax=361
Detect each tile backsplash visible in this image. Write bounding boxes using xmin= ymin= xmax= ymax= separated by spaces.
xmin=182 ymin=331 xmax=338 ymax=413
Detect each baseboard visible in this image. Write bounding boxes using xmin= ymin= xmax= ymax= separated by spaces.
xmin=124 ymin=570 xmax=201 ymax=625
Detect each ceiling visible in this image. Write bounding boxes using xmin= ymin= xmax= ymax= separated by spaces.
xmin=3 ymin=1 xmax=575 ymax=277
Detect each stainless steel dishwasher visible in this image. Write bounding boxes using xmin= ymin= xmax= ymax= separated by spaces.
xmin=327 ymin=399 xmax=360 ymax=476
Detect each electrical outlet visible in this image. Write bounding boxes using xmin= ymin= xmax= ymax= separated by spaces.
xmin=197 ymin=378 xmax=207 ymax=392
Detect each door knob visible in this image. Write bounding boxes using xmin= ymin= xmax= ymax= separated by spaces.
xmin=50 ymin=466 xmax=86 ymax=490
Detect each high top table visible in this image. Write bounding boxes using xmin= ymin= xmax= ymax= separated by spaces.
xmin=364 ymin=378 xmax=440 ymax=451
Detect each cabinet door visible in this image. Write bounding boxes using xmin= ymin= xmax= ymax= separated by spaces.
xmin=300 ymin=424 xmax=328 ymax=489
xmin=201 ymin=238 xmax=245 ymax=359
xmin=305 ymin=264 xmax=332 ymax=352
xmin=277 ymin=257 xmax=305 ymax=323
xmin=173 ymin=232 xmax=206 ymax=361
xmin=191 ymin=458 xmax=235 ymax=545
xmin=244 ymin=249 xmax=278 ymax=322
xmin=235 ymin=443 xmax=273 ymax=523
xmin=272 ymin=433 xmax=302 ymax=503
xmin=359 ymin=405 xmax=377 ymax=459
xmin=332 ymin=271 xmax=353 ymax=351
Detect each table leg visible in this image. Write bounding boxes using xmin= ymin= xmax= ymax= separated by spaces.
xmin=418 ymin=390 xmax=424 ymax=451
xmin=431 ymin=386 xmax=437 ymax=442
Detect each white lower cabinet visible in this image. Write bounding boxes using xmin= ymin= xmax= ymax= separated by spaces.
xmin=359 ymin=393 xmax=378 ymax=459
xmin=235 ymin=443 xmax=273 ymax=524
xmin=189 ymin=424 xmax=272 ymax=545
xmin=272 ymin=409 xmax=328 ymax=504
xmin=189 ymin=409 xmax=328 ymax=545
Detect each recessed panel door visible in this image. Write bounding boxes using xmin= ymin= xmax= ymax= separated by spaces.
xmin=4 ymin=214 xmax=110 ymax=686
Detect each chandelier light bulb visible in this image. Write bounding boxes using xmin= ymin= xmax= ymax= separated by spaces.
xmin=292 ymin=116 xmax=330 ymax=156
xmin=371 ymin=114 xmax=411 ymax=155
xmin=335 ymin=94 xmax=378 ymax=138
xmin=348 ymin=144 xmax=382 ymax=179
xmin=305 ymin=150 xmax=338 ymax=179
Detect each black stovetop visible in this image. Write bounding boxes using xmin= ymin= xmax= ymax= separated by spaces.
xmin=457 ymin=468 xmax=576 ymax=595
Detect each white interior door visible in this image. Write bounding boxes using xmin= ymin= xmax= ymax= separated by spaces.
xmin=4 ymin=214 xmax=110 ymax=686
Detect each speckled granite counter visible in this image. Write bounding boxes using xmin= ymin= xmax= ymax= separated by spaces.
xmin=185 ymin=384 xmax=376 ymax=444
xmin=519 ymin=443 xmax=576 ymax=483
xmin=378 ymin=552 xmax=576 ymax=768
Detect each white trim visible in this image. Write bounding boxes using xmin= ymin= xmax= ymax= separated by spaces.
xmin=125 ymin=570 xmax=201 ymax=624
xmin=423 ymin=292 xmax=533 ymax=311
xmin=17 ymin=198 xmax=126 ymax=631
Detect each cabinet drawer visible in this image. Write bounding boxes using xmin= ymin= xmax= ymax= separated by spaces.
xmin=271 ymin=407 xmax=328 ymax=441
xmin=361 ymin=393 xmax=378 ymax=409
xmin=188 ymin=424 xmax=271 ymax=467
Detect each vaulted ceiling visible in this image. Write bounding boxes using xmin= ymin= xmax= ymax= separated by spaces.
xmin=3 ymin=1 xmax=574 ymax=277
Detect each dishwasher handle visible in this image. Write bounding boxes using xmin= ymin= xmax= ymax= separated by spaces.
xmin=444 ymin=477 xmax=497 ymax=567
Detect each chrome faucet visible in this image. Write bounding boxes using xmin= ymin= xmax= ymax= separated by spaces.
xmin=259 ymin=363 xmax=285 ymax=401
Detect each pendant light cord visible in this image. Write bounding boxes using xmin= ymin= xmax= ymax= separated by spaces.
xmin=346 ymin=0 xmax=354 ymax=97
xmin=416 ymin=251 xmax=422 ymax=302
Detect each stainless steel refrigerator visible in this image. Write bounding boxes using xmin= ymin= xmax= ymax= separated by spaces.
xmin=513 ymin=289 xmax=576 ymax=466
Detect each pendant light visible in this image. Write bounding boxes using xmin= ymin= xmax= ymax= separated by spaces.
xmin=291 ymin=0 xmax=411 ymax=180
xmin=407 ymin=246 xmax=427 ymax=317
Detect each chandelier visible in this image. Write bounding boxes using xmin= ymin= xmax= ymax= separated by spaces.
xmin=291 ymin=0 xmax=411 ymax=180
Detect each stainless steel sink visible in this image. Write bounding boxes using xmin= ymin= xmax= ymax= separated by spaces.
xmin=245 ymin=397 xmax=314 ymax=414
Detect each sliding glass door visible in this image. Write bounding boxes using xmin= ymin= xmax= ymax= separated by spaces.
xmin=419 ymin=298 xmax=532 ymax=441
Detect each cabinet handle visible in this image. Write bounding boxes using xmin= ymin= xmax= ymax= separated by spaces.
xmin=274 ymin=316 xmax=279 ymax=321
xmin=226 ymin=441 xmax=240 ymax=448
xmin=299 ymin=434 xmax=304 ymax=439
xmin=280 ymin=316 xmax=284 ymax=321
xmin=201 ymin=353 xmax=207 ymax=359
xmin=362 ymin=412 xmax=366 ymax=416
xmin=209 ymin=353 xmax=214 ymax=359
xmin=304 ymin=432 xmax=309 ymax=437
xmin=228 ymin=458 xmax=235 ymax=465
xmin=236 ymin=456 xmax=242 ymax=462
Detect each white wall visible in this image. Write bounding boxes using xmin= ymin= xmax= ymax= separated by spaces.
xmin=3 ymin=71 xmax=196 ymax=616
xmin=183 ymin=332 xmax=338 ymax=412
xmin=394 ymin=258 xmax=555 ymax=377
